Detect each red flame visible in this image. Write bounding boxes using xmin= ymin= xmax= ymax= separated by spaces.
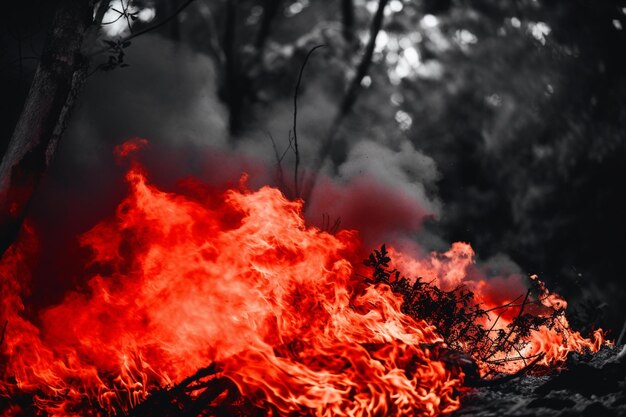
xmin=0 ymin=142 xmax=604 ymax=416
xmin=390 ymin=248 xmax=605 ymax=374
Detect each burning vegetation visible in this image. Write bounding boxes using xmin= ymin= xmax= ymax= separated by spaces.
xmin=0 ymin=143 xmax=607 ymax=417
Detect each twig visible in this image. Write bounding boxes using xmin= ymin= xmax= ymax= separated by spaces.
xmin=119 ymin=0 xmax=134 ymax=33
xmin=292 ymin=44 xmax=325 ymax=199
xmin=91 ymin=0 xmax=199 ymax=57
xmin=513 ymin=345 xmax=528 ymax=367
xmin=102 ymin=13 xmax=124 ymax=25
xmin=484 ymin=352 xmax=543 ymax=365
xmin=482 ymin=294 xmax=525 ymax=313
xmin=125 ymin=0 xmax=197 ymax=41
xmin=268 ymin=132 xmax=287 ymax=190
xmin=478 ymin=294 xmax=526 ymax=360
xmin=466 ymin=353 xmax=546 ymax=387
xmin=484 ymin=289 xmax=531 ymax=360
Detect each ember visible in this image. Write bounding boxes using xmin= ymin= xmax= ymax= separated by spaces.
xmin=0 ymin=143 xmax=604 ymax=416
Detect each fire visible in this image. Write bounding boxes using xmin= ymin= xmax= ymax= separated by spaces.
xmin=0 ymin=142 xmax=604 ymax=416
xmin=389 ymin=249 xmax=605 ymax=375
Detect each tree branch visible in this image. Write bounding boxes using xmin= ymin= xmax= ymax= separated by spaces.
xmin=125 ymin=0 xmax=198 ymax=42
xmin=303 ymin=0 xmax=389 ymax=203
xmin=337 ymin=0 xmax=388 ymax=123
xmin=293 ymin=44 xmax=325 ymax=199
xmin=466 ymin=353 xmax=546 ymax=388
xmin=341 ymin=0 xmax=355 ymax=43
xmin=90 ymin=0 xmax=199 ymax=58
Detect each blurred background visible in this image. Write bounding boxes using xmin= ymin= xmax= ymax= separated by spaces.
xmin=2 ymin=0 xmax=625 ymax=333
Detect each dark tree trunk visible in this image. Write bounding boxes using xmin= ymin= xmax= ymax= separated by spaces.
xmin=303 ymin=0 xmax=390 ymax=203
xmin=0 ymin=0 xmax=100 ymax=257
xmin=223 ymin=0 xmax=243 ymax=135
xmin=335 ymin=0 xmax=389 ymax=121
xmin=255 ymin=0 xmax=282 ymax=51
xmin=341 ymin=0 xmax=355 ymax=43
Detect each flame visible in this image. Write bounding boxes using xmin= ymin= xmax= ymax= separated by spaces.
xmin=1 ymin=158 xmax=462 ymax=416
xmin=0 ymin=142 xmax=604 ymax=416
xmin=389 ymin=250 xmax=605 ymax=375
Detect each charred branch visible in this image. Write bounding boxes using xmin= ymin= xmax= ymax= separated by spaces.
xmin=466 ymin=353 xmax=546 ymax=388
xmin=125 ymin=364 xmax=266 ymax=417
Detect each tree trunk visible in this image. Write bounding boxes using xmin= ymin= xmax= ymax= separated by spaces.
xmin=303 ymin=0 xmax=390 ymax=203
xmin=341 ymin=0 xmax=355 ymax=43
xmin=255 ymin=0 xmax=282 ymax=51
xmin=0 ymin=0 xmax=98 ymax=256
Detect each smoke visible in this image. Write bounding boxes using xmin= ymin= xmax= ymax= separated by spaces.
xmin=55 ymin=35 xmax=439 ymax=237
xmin=23 ymin=33 xmax=531 ymax=313
xmin=306 ymin=139 xmax=440 ymax=247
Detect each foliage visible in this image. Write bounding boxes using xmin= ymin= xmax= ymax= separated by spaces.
xmin=98 ymin=39 xmax=132 ymax=72
xmin=364 ymin=245 xmax=581 ymax=376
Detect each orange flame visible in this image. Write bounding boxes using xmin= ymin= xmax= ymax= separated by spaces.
xmin=1 ymin=162 xmax=462 ymax=416
xmin=0 ymin=143 xmax=605 ymax=416
xmin=389 ymin=250 xmax=605 ymax=375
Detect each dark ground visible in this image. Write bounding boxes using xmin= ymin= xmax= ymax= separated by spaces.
xmin=452 ymin=346 xmax=626 ymax=417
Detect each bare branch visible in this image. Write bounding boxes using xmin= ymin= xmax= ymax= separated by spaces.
xmin=293 ymin=44 xmax=325 ymax=199
xmin=124 ymin=0 xmax=197 ymax=42
xmin=267 ymin=132 xmax=286 ymax=190
xmin=91 ymin=0 xmax=199 ymax=58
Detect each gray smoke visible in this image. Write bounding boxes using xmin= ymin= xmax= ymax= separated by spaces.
xmin=36 ymin=34 xmax=520 ymax=286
